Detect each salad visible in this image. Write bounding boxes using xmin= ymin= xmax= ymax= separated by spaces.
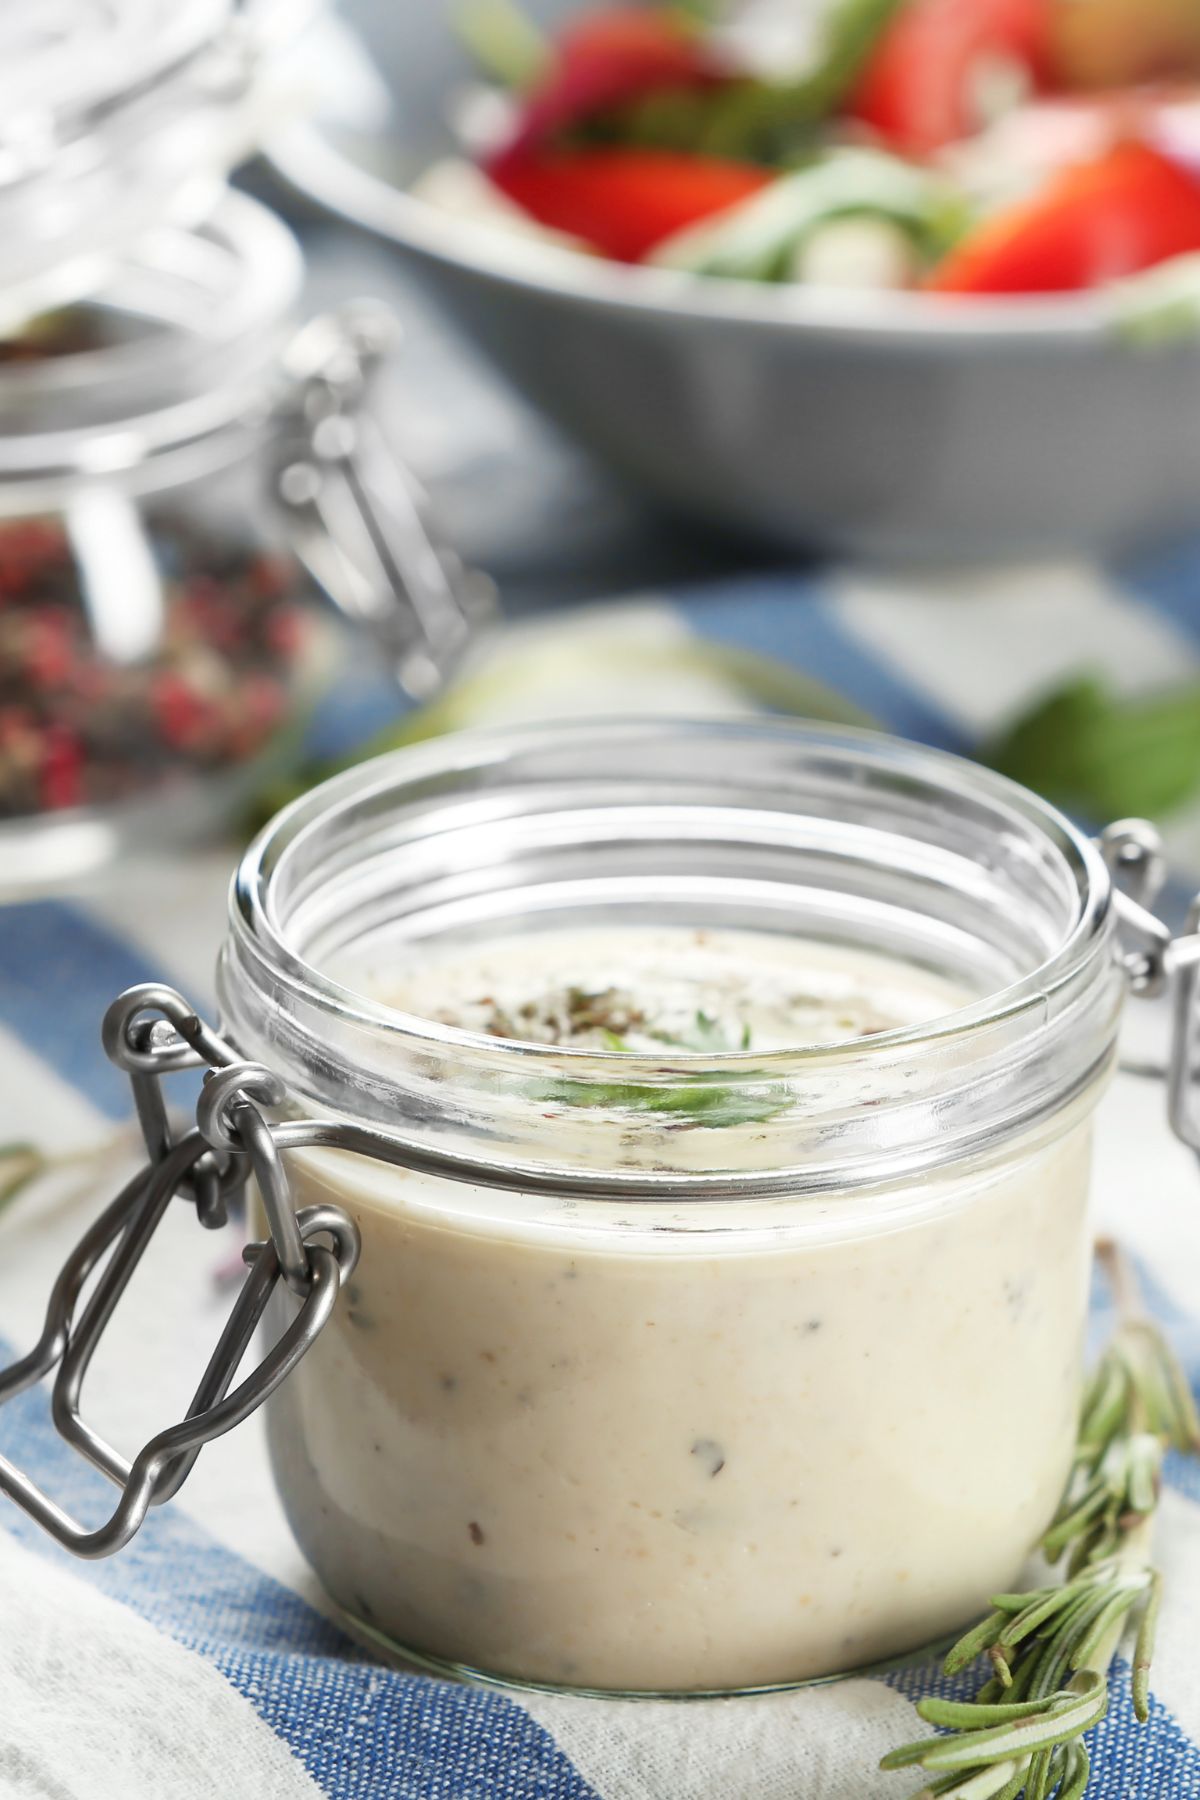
xmin=411 ymin=0 xmax=1200 ymax=296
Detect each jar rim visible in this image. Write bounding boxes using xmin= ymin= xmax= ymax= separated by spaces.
xmin=228 ymin=715 xmax=1114 ymax=1073
xmin=220 ymin=717 xmax=1124 ymax=1194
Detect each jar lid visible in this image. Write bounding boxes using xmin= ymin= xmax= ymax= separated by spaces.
xmin=0 ymin=0 xmax=315 ymax=330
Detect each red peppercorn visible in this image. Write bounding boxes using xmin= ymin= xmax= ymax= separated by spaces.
xmin=0 ymin=503 xmax=306 ymax=819
xmin=38 ymin=725 xmax=83 ymax=811
xmin=23 ymin=609 xmax=75 ymax=686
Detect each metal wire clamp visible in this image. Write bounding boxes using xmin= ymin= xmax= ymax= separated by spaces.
xmin=1100 ymin=819 xmax=1200 ymax=1160
xmin=0 ymin=983 xmax=360 ymax=1559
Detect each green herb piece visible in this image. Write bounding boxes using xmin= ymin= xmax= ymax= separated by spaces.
xmin=544 ymin=1072 xmax=789 ymax=1129
xmin=880 ymin=1239 xmax=1200 ymax=1799
xmin=984 ymin=673 xmax=1200 ymax=822
xmin=542 ymin=1006 xmax=789 ymax=1127
xmin=454 ymin=0 xmax=549 ymax=90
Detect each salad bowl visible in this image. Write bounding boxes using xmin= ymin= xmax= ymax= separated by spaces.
xmin=272 ymin=0 xmax=1200 ymax=560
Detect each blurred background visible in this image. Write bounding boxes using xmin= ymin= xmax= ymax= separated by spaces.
xmin=3 ymin=0 xmax=1200 ymax=919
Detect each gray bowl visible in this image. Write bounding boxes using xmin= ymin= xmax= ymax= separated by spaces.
xmin=272 ymin=2 xmax=1200 ymax=561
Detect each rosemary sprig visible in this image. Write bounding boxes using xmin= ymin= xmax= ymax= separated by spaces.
xmin=882 ymin=1239 xmax=1200 ymax=1800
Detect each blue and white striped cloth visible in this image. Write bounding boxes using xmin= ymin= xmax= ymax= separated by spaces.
xmin=4 ymin=549 xmax=1200 ymax=1799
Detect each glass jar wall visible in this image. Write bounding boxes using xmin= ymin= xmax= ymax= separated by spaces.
xmin=220 ymin=720 xmax=1125 ymax=1694
xmin=0 ymin=194 xmax=323 ymax=887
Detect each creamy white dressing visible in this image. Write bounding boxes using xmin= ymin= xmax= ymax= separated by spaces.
xmin=348 ymin=925 xmax=972 ymax=1052
xmin=268 ymin=926 xmax=1095 ymax=1692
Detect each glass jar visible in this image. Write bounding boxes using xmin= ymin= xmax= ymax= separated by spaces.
xmin=0 ymin=190 xmax=487 ymax=891
xmin=214 ymin=718 xmax=1126 ymax=1695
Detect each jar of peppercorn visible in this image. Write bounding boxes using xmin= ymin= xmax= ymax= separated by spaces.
xmin=0 ymin=194 xmax=496 ymax=889
xmin=0 ymin=8 xmax=490 ymax=891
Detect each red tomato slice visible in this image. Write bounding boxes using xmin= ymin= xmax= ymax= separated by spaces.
xmin=487 ymin=147 xmax=771 ymax=263
xmin=848 ymin=0 xmax=1052 ymax=155
xmin=929 ymin=138 xmax=1200 ymax=293
xmin=511 ymin=6 xmax=723 ymax=153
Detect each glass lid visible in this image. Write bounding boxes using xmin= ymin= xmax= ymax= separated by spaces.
xmin=0 ymin=0 xmax=317 ymax=331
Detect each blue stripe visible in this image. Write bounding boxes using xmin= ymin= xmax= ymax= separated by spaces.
xmin=1115 ymin=536 xmax=1200 ymax=652
xmin=675 ymin=574 xmax=969 ymax=752
xmin=0 ymin=901 xmax=169 ymax=1119
xmin=302 ymin=662 xmax=411 ymax=765
xmin=0 ymin=1361 xmax=600 ymax=1800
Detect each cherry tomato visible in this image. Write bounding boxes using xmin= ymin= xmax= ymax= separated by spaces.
xmin=929 ymin=138 xmax=1200 ymax=293
xmin=848 ymin=0 xmax=1052 ymax=155
xmin=487 ymin=146 xmax=771 ymax=262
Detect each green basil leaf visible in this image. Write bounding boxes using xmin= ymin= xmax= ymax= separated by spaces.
xmin=984 ymin=674 xmax=1200 ymax=822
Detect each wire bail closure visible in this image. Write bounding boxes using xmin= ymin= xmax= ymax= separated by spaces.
xmin=0 ymin=983 xmax=360 ymax=1559
xmin=1101 ymin=819 xmax=1200 ymax=1162
xmin=273 ymin=301 xmax=499 ymax=703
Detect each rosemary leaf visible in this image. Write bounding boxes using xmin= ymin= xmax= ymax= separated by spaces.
xmin=1041 ymin=1484 xmax=1110 ymax=1561
xmin=989 ymin=1768 xmax=1032 ymax=1800
xmin=916 ymin=1696 xmax=1061 ymax=1730
xmin=1057 ymin=1741 xmax=1091 ymax=1800
xmin=919 ymin=1764 xmax=1025 ymax=1800
xmin=919 ymin=1672 xmax=1107 ymax=1771
xmin=943 ymin=1609 xmax=1013 ymax=1675
xmin=1131 ymin=1570 xmax=1162 ymax=1725
xmin=1070 ymin=1582 xmax=1146 ymax=1671
xmin=1022 ymin=1746 xmax=1054 ymax=1800
xmin=1000 ymin=1586 xmax=1081 ymax=1647
xmin=880 ymin=1737 xmax=940 ymax=1772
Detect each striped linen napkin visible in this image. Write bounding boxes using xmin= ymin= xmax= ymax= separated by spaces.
xmin=3 ymin=549 xmax=1200 ymax=1798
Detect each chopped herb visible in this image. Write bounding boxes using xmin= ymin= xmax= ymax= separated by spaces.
xmin=543 ymin=1073 xmax=790 ymax=1129
xmin=538 ymin=1000 xmax=791 ymax=1126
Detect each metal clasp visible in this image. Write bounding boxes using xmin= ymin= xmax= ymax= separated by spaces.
xmin=1101 ymin=819 xmax=1200 ymax=1161
xmin=273 ymin=301 xmax=498 ymax=700
xmin=0 ymin=985 xmax=360 ymax=1559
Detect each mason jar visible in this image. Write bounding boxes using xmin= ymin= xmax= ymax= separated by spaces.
xmin=213 ymin=717 xmax=1127 ymax=1695
xmin=0 ymin=187 xmax=486 ymax=890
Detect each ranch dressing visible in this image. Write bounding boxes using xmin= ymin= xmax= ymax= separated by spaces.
xmin=268 ymin=925 xmax=1093 ymax=1691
